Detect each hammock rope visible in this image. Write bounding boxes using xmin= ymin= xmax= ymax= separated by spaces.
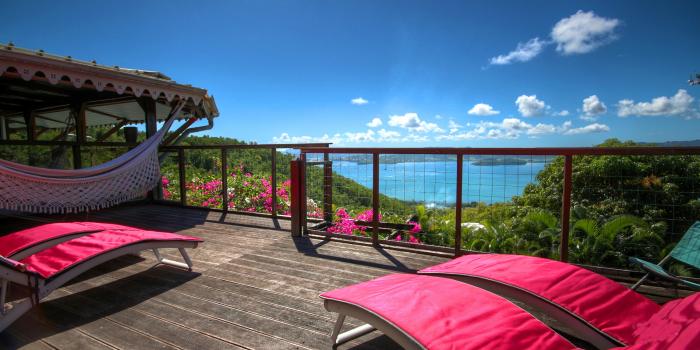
xmin=0 ymin=102 xmax=185 ymax=214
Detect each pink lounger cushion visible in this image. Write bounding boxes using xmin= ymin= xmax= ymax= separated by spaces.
xmin=0 ymin=222 xmax=137 ymax=257
xmin=615 ymin=292 xmax=700 ymax=349
xmin=321 ymin=274 xmax=577 ymax=350
xmin=20 ymin=229 xmax=202 ymax=279
xmin=419 ymin=254 xmax=661 ymax=345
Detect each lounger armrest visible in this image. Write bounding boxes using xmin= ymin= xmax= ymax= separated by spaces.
xmin=0 ymin=255 xmax=26 ymax=272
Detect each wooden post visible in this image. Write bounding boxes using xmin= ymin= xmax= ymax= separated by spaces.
xmin=323 ymin=152 xmax=333 ymax=222
xmin=372 ymin=153 xmax=380 ymax=246
xmin=221 ymin=148 xmax=228 ymax=211
xmin=24 ymin=109 xmax=36 ymax=166
xmin=560 ymin=155 xmax=573 ymax=262
xmin=178 ymin=149 xmax=187 ymax=206
xmin=23 ymin=109 xmax=35 ymax=142
xmin=300 ymin=152 xmax=307 ymax=234
xmin=0 ymin=116 xmax=6 ymax=140
xmin=142 ymin=98 xmax=160 ymax=199
xmin=143 ymin=98 xmax=158 ymax=138
xmin=271 ymin=148 xmax=278 ymax=217
xmin=72 ymin=104 xmax=86 ymax=169
xmin=290 ymin=158 xmax=302 ymax=236
xmin=454 ymin=154 xmax=463 ymax=257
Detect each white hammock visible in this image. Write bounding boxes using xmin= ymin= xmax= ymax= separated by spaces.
xmin=0 ymin=103 xmax=184 ymax=214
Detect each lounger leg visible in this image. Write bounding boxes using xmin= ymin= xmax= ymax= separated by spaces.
xmin=178 ymin=248 xmax=194 ymax=270
xmin=0 ymin=298 xmax=33 ymax=333
xmin=0 ymin=280 xmax=7 ymax=315
xmin=153 ymin=248 xmax=194 ymax=271
xmin=330 ymin=314 xmax=346 ymax=345
xmin=152 ymin=249 xmax=163 ymax=262
xmin=329 ymin=314 xmax=377 ymax=348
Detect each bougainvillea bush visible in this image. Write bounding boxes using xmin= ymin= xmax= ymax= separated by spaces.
xmin=162 ymin=164 xmax=322 ymax=217
xmin=327 ymin=208 xmax=422 ymax=243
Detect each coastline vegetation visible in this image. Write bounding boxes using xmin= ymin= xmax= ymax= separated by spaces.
xmin=3 ymin=129 xmax=696 ymax=271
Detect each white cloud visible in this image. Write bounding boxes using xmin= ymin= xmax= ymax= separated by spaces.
xmin=617 ymin=89 xmax=695 ymax=117
xmin=377 ymin=129 xmax=401 ymax=142
xmin=434 ymin=115 xmax=443 ymax=119
xmin=403 ymin=133 xmax=430 ymax=143
xmin=351 ymin=97 xmax=369 ymax=105
xmin=344 ymin=130 xmax=375 ymax=143
xmin=515 ymin=95 xmax=546 ymax=117
xmin=436 ymin=117 xmax=609 ymax=140
xmin=581 ymin=95 xmax=607 ymax=121
xmin=272 ymin=132 xmax=342 ymax=144
xmin=388 ymin=112 xmax=445 ymax=133
xmin=448 ymin=120 xmax=463 ymax=134
xmin=272 ymin=128 xmax=405 ymax=145
xmin=551 ymin=11 xmax=620 ymax=55
xmin=557 ymin=110 xmax=570 ymax=116
xmin=563 ymin=123 xmax=610 ymax=135
xmin=366 ymin=117 xmax=382 ymax=128
xmin=388 ymin=113 xmax=420 ymax=128
xmin=527 ymin=123 xmax=558 ymax=136
xmin=468 ymin=103 xmax=500 ymax=116
xmin=489 ymin=37 xmax=547 ymax=65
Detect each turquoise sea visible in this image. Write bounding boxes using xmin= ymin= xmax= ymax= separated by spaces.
xmin=327 ymin=160 xmax=549 ymax=206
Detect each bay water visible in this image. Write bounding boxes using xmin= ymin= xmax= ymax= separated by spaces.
xmin=327 ymin=160 xmax=548 ymax=206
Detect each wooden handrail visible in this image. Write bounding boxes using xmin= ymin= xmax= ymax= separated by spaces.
xmin=299 ymin=146 xmax=700 ymax=156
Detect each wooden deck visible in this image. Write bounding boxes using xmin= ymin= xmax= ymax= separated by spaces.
xmin=0 ymin=204 xmax=688 ymax=350
xmin=0 ymin=204 xmax=452 ymax=350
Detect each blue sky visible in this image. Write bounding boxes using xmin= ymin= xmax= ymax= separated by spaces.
xmin=2 ymin=0 xmax=699 ymax=146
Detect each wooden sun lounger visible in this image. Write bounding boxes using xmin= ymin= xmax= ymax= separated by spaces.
xmin=0 ymin=222 xmax=202 ymax=332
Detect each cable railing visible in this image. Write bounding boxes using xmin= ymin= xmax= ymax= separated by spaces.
xmin=157 ymin=143 xmax=331 ymax=219
xmin=291 ymin=147 xmax=700 ymax=271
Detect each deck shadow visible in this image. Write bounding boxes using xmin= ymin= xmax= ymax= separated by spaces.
xmin=1 ymin=265 xmax=199 ymax=347
xmin=291 ymin=236 xmax=415 ymax=273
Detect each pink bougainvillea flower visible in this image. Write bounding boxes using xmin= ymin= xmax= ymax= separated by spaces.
xmin=410 ymin=222 xmax=422 ymax=233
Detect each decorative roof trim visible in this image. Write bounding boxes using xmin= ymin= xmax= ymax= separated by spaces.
xmin=0 ymin=44 xmax=218 ymax=117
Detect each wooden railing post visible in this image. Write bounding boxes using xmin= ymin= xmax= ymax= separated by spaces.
xmin=271 ymin=148 xmax=278 ymax=217
xmin=560 ymin=155 xmax=573 ymax=262
xmin=323 ymin=152 xmax=333 ymax=222
xmin=221 ymin=148 xmax=228 ymax=211
xmin=301 ymin=153 xmax=308 ymax=234
xmin=454 ymin=154 xmax=463 ymax=257
xmin=178 ymin=148 xmax=187 ymax=206
xmin=372 ymin=153 xmax=380 ymax=246
xmin=290 ymin=157 xmax=304 ymax=237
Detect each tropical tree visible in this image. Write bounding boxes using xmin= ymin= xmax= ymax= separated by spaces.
xmin=514 ymin=138 xmax=700 ymax=239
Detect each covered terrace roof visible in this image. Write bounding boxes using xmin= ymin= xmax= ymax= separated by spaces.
xmin=0 ymin=43 xmax=219 ymax=131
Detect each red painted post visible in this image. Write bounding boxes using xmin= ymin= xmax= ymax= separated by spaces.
xmin=372 ymin=153 xmax=380 ymax=246
xmin=271 ymin=148 xmax=278 ymax=217
xmin=300 ymin=152 xmax=308 ymax=235
xmin=454 ymin=154 xmax=463 ymax=257
xmin=221 ymin=148 xmax=228 ymax=211
xmin=290 ymin=158 xmax=302 ymax=236
xmin=560 ymin=155 xmax=573 ymax=262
